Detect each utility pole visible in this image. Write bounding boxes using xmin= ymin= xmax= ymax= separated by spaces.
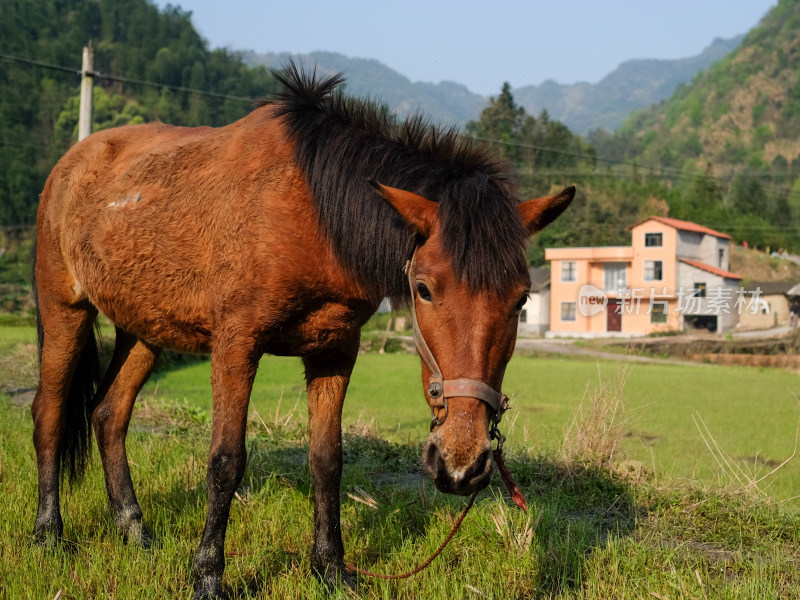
xmin=78 ymin=46 xmax=94 ymax=141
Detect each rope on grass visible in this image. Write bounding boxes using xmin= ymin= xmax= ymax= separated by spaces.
xmin=345 ymin=490 xmax=478 ymax=580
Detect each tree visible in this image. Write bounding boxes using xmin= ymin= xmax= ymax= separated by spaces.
xmin=466 ymin=83 xmax=592 ymax=174
xmin=0 ymin=0 xmax=278 ymax=226
xmin=465 ymin=82 xmax=526 ymax=162
xmin=54 ymin=87 xmax=147 ymax=148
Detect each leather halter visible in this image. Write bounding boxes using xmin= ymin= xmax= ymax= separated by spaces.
xmin=404 ymin=251 xmax=509 ymax=431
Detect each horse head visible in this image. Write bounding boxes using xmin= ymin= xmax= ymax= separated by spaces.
xmin=373 ymin=182 xmax=574 ymax=496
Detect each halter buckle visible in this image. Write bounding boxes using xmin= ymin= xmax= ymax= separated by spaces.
xmin=489 ymin=395 xmax=510 ymax=451
xmin=429 ymin=397 xmax=448 ymax=431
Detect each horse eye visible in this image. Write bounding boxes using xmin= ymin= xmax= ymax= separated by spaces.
xmin=416 ymin=282 xmax=433 ymax=302
xmin=515 ymin=294 xmax=529 ymax=312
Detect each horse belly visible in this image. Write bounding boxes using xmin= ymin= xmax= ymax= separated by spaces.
xmin=89 ymin=275 xmax=213 ymax=355
xmin=65 ymin=192 xmax=215 ymax=354
xmin=260 ymin=299 xmax=375 ymax=356
xmin=83 ymin=262 xmax=213 ymax=354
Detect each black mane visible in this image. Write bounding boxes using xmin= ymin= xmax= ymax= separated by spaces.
xmin=263 ymin=63 xmax=529 ymax=306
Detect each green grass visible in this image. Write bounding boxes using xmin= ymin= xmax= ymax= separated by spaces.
xmin=0 ymin=323 xmax=38 ymax=346
xmin=146 ymin=350 xmax=800 ymax=501
xmin=2 ymin=325 xmax=800 ymax=598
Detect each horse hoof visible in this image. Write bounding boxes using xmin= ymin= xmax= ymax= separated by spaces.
xmin=33 ymin=520 xmax=63 ymax=547
xmin=340 ymin=569 xmax=358 ymax=590
xmin=312 ymin=561 xmax=358 ymax=592
xmin=121 ymin=520 xmax=156 ymax=549
xmin=192 ymin=576 xmax=225 ymax=600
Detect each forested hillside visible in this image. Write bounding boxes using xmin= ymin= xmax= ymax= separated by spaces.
xmin=611 ymin=2 xmax=799 ymax=177
xmin=0 ymin=0 xmax=276 ymax=226
xmin=466 ymin=85 xmax=674 ymax=264
xmin=588 ymin=0 xmax=800 ymax=252
xmin=467 ymin=5 xmax=800 ymax=264
xmin=464 ymin=0 xmax=799 ymax=259
xmin=2 ymin=0 xmax=799 ymax=265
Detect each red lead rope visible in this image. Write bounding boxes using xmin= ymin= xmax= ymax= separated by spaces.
xmin=345 ymin=447 xmax=527 ymax=580
xmin=493 ymin=447 xmax=528 ymax=512
xmin=345 ymin=490 xmax=477 ymax=580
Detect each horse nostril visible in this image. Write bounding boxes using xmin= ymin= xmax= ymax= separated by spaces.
xmin=422 ymin=441 xmax=445 ymax=480
xmin=478 ymin=448 xmax=493 ymax=471
xmin=465 ymin=449 xmax=493 ymax=489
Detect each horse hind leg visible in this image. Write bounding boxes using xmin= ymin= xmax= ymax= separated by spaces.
xmin=31 ymin=299 xmax=100 ymax=544
xmin=91 ymin=328 xmax=160 ymax=547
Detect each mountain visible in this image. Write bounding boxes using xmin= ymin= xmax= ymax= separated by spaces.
xmin=615 ymin=0 xmax=800 ymax=183
xmin=513 ymin=36 xmax=743 ymax=135
xmin=240 ymin=50 xmax=486 ymax=125
xmin=578 ymin=0 xmax=800 ymax=253
xmin=243 ymin=40 xmax=743 ymax=134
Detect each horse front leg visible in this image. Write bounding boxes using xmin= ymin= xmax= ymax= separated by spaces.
xmin=303 ymin=336 xmax=359 ymax=589
xmin=192 ymin=337 xmax=258 ymax=600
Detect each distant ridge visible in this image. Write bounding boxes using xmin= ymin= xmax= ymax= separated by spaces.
xmin=513 ymin=36 xmax=743 ymax=134
xmin=241 ymin=50 xmax=486 ymax=125
xmin=242 ymin=37 xmax=743 ymax=133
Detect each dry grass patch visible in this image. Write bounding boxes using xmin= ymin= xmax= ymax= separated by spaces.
xmin=561 ymin=363 xmax=634 ymax=480
xmin=0 ymin=341 xmax=37 ymax=391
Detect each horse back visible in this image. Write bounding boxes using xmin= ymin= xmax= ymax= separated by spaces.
xmin=36 ymin=108 xmax=368 ymax=354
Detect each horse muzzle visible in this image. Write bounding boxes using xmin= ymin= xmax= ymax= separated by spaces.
xmin=422 ymin=436 xmax=493 ymax=496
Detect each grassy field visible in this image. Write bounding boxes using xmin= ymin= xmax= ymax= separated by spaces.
xmin=2 ymin=324 xmax=800 ymax=598
xmin=144 ymin=343 xmax=800 ymax=501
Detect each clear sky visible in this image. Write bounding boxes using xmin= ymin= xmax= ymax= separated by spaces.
xmin=155 ymin=0 xmax=776 ymax=97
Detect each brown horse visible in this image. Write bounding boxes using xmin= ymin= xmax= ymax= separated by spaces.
xmin=31 ymin=64 xmax=573 ymax=598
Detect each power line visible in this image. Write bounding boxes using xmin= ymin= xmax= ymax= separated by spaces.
xmin=2 ymin=51 xmax=797 ymax=185
xmin=477 ymin=135 xmax=800 ymax=201
xmin=0 ymin=52 xmax=80 ymax=75
xmin=0 ymin=138 xmax=51 ymax=150
xmin=476 ymin=134 xmax=776 ymax=184
xmin=3 ymin=51 xmax=800 ymax=213
xmin=88 ymin=70 xmax=253 ymax=102
xmin=0 ymin=52 xmax=255 ymax=103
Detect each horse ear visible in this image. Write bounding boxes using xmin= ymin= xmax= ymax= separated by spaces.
xmin=370 ymin=180 xmax=437 ymax=237
xmin=518 ymin=185 xmax=576 ymax=235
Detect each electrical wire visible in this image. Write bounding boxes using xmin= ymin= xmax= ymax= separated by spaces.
xmin=0 ymin=52 xmax=255 ymax=102
xmin=2 ymin=50 xmax=800 ymax=224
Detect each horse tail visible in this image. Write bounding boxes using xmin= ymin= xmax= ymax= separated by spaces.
xmin=32 ymin=237 xmax=44 ymax=366
xmin=32 ymin=235 xmax=101 ymax=485
xmin=62 ymin=322 xmax=100 ymax=484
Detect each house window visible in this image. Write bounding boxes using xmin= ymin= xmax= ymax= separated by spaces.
xmin=520 ymin=309 xmax=527 ymax=323
xmin=694 ymin=282 xmax=707 ymax=297
xmin=644 ymin=260 xmax=663 ymax=281
xmin=645 ymin=233 xmax=663 ymax=247
xmin=718 ymin=248 xmax=725 ymax=268
xmin=561 ymin=261 xmax=577 ymax=282
xmin=561 ymin=302 xmax=576 ymax=321
xmin=650 ymin=301 xmax=668 ymax=324
xmin=604 ymin=263 xmax=627 ymax=292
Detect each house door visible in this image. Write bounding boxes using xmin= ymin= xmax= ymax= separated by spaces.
xmin=607 ymin=300 xmax=622 ymax=332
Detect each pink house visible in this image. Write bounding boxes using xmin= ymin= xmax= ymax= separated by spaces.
xmin=545 ymin=217 xmax=743 ymax=337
